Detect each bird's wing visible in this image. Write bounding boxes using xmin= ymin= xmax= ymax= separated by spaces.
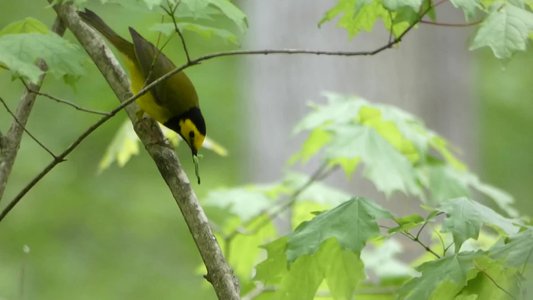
xmin=129 ymin=28 xmax=199 ymax=116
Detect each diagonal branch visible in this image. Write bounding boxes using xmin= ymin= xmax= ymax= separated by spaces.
xmin=52 ymin=3 xmax=240 ymax=299
xmin=0 ymin=17 xmax=66 ymax=202
xmin=21 ymin=80 xmax=110 ymax=116
xmin=0 ymin=96 xmax=58 ymax=158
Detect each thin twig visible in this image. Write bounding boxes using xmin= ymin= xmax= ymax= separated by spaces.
xmin=415 ymin=216 xmax=431 ymax=240
xmin=225 ymin=162 xmax=335 ymax=241
xmin=142 ymin=15 xmax=172 ymax=87
xmin=20 ymin=80 xmax=110 ymax=116
xmin=0 ymin=80 xmax=140 ymax=221
xmin=163 ymin=0 xmax=191 ymax=63
xmin=443 ymin=242 xmax=454 ymax=255
xmin=404 ymin=231 xmax=441 ymax=259
xmin=383 ymin=222 xmax=441 ymax=259
xmin=0 ymin=96 xmax=58 ymax=158
xmin=414 ymin=212 xmax=445 ymax=254
xmin=387 ymin=10 xmax=394 ymax=44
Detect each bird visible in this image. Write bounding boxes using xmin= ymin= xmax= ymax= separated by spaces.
xmin=78 ymin=9 xmax=206 ymax=157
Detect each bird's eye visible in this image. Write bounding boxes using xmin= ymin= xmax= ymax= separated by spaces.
xmin=189 ymin=131 xmax=195 ymax=138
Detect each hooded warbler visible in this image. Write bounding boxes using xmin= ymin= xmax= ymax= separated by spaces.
xmin=79 ymin=9 xmax=206 ymax=156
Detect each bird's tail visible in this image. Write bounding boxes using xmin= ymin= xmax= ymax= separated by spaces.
xmin=78 ymin=9 xmax=135 ymax=59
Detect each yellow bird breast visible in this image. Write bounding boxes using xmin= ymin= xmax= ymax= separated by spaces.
xmin=124 ymin=58 xmax=172 ymax=123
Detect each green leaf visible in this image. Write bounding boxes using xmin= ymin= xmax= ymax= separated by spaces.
xmin=290 ymin=128 xmax=331 ymax=163
xmin=206 ymin=0 xmax=248 ymax=32
xmin=327 ymin=157 xmax=360 ymax=177
xmin=286 ymin=197 xmax=392 ymax=262
xmin=470 ymin=3 xmax=533 ymax=59
xmin=177 ymin=0 xmax=247 ymax=31
xmin=449 ymin=0 xmax=481 ymax=19
xmin=293 ymin=93 xmax=469 ymax=197
xmin=277 ymin=252 xmax=323 ymax=300
xmin=383 ymin=0 xmax=423 ymax=11
xmin=326 ymin=125 xmax=421 ymax=196
xmin=283 ymin=172 xmax=352 ymax=206
xmin=150 ymin=22 xmax=239 ymax=45
xmin=399 ymin=252 xmax=481 ymax=300
xmin=318 ymin=0 xmax=422 ymax=38
xmin=361 ymin=239 xmax=418 ymax=279
xmin=292 ymin=201 xmax=332 ymax=230
xmin=490 ymin=229 xmax=533 ymax=267
xmin=255 ymin=237 xmax=289 ymax=285
xmin=429 ymin=136 xmax=466 ymax=170
xmin=292 ymin=93 xmax=366 ymax=133
xmin=358 ymin=105 xmax=421 ymax=163
xmin=112 ymin=0 xmax=247 ymax=31
xmin=469 ymin=178 xmax=517 ymax=217
xmin=319 ymin=0 xmax=388 ymax=37
xmin=98 ymin=121 xmax=140 ymax=172
xmin=204 ymin=185 xmax=276 ymax=222
xmin=440 ymin=197 xmax=521 ymax=252
xmin=457 ymin=256 xmax=520 ymax=299
xmin=0 ymin=32 xmax=86 ymax=83
xmin=420 ymin=164 xmax=471 ymax=202
xmin=221 ymin=216 xmax=276 ymax=283
xmin=418 ymin=163 xmax=518 ymax=217
xmin=256 ymin=238 xmax=365 ymax=300
xmin=363 ymin=101 xmax=466 ymax=170
xmin=0 ymin=17 xmax=49 ymax=35
xmin=388 ymin=213 xmax=425 ymax=234
xmin=320 ymin=239 xmax=365 ymax=300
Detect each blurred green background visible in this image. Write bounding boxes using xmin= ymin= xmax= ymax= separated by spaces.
xmin=0 ymin=1 xmax=532 ymax=300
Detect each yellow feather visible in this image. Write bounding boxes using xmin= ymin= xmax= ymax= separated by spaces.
xmin=123 ymin=58 xmax=172 ymax=123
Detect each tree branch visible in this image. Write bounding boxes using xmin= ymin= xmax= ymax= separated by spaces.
xmin=162 ymin=0 xmax=191 ymax=63
xmin=52 ymin=4 xmax=240 ymax=299
xmin=21 ymin=80 xmax=110 ymax=116
xmin=0 ymin=17 xmax=65 ymax=202
xmin=0 ymin=96 xmax=58 ymax=158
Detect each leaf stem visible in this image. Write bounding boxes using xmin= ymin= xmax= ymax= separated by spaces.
xmin=163 ymin=0 xmax=191 ymax=63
